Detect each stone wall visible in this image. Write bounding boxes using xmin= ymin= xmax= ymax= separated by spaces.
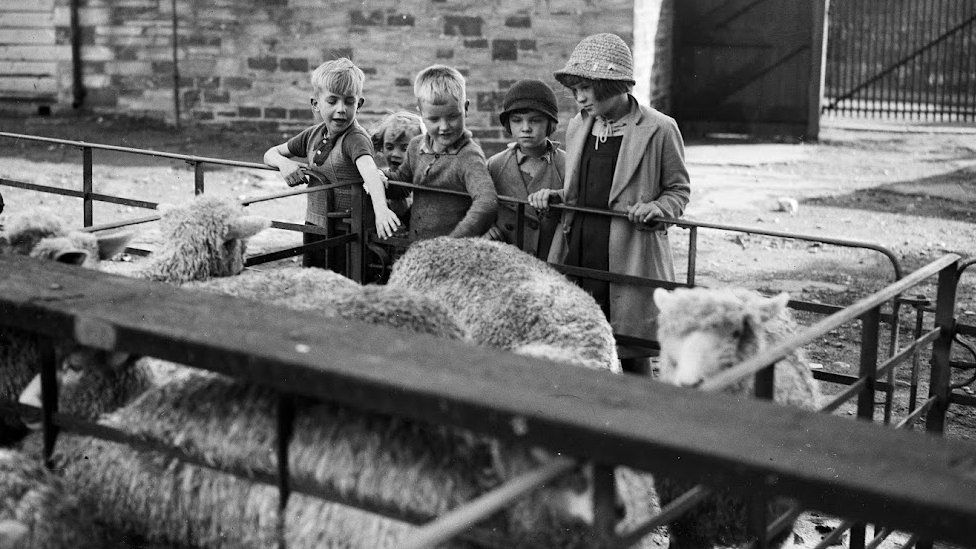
xmin=43 ymin=0 xmax=672 ymax=153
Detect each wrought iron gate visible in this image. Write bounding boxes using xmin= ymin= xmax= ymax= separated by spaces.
xmin=824 ymin=0 xmax=976 ymax=121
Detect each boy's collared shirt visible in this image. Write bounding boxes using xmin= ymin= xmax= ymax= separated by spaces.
xmin=287 ymin=120 xmax=372 ymax=225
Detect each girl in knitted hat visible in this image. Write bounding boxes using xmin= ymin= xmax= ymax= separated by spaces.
xmin=528 ymin=33 xmax=691 ymax=362
xmin=485 ymin=79 xmax=566 ymax=260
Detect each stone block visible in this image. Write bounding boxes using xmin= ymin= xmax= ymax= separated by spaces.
xmin=491 ymin=39 xmax=517 ymax=61
xmin=264 ymin=107 xmax=287 ymax=119
xmin=387 ymin=14 xmax=414 ymax=26
xmin=279 ymin=58 xmax=309 ymax=72
xmin=518 ymin=39 xmax=536 ymax=51
xmin=193 ymin=110 xmax=215 ymax=121
xmin=196 ymin=77 xmax=220 ymax=90
xmin=443 ymin=15 xmax=482 ymax=37
xmin=394 ymin=77 xmax=411 ymax=87
xmin=463 ymin=39 xmax=487 ymax=49
xmin=205 ymin=90 xmax=230 ymax=103
xmin=238 ymin=106 xmax=262 ymax=118
xmin=223 ymin=77 xmax=253 ymax=91
xmin=350 ymin=9 xmax=383 ymax=26
xmin=183 ymin=90 xmax=200 ymax=108
xmin=289 ymin=108 xmax=314 ymax=120
xmin=247 ymin=56 xmax=278 ymax=71
xmin=435 ymin=48 xmax=454 ymax=59
xmin=504 ymin=15 xmax=531 ymax=28
xmin=476 ymin=91 xmax=504 ymax=111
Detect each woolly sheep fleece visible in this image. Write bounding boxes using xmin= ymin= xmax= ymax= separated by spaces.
xmin=388 ymin=237 xmax=620 ymax=372
xmin=0 ymin=210 xmax=137 ymax=440
xmin=652 ymin=287 xmax=822 ymax=548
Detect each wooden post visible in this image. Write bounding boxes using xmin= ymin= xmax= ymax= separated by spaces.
xmin=808 ymin=0 xmax=830 ymax=140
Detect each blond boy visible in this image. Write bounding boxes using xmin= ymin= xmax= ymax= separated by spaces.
xmin=385 ymin=65 xmax=497 ymax=240
xmin=264 ymin=58 xmax=399 ymax=270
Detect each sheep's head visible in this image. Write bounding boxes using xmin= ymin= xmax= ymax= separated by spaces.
xmin=653 ymin=288 xmax=789 ymax=389
xmin=151 ymin=197 xmax=270 ymax=282
xmin=0 ymin=209 xmax=131 ymax=267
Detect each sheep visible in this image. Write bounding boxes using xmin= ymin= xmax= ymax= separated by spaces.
xmin=387 ymin=237 xmax=621 ymax=372
xmin=0 ymin=210 xmax=141 ymax=442
xmin=651 ymin=287 xmax=822 ymax=549
xmin=0 ymin=448 xmax=104 ymax=548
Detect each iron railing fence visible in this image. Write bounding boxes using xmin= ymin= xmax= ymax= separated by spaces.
xmin=0 ymin=131 xmax=958 ymax=424
xmin=0 ymin=253 xmax=972 ymax=547
xmin=824 ymin=0 xmax=976 ymax=121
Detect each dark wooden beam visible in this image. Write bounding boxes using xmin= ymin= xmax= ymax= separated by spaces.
xmin=1 ymin=254 xmax=975 ymax=545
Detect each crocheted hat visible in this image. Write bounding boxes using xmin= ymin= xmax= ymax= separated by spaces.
xmin=554 ymin=33 xmax=635 ymax=86
xmin=498 ymin=79 xmax=559 ymax=127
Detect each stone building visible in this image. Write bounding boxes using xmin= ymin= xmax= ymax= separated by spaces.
xmin=0 ymin=0 xmax=672 ymax=152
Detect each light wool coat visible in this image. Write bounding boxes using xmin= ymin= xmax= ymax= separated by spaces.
xmin=548 ymin=97 xmax=691 ymax=340
xmin=487 ymin=141 xmax=565 ymax=259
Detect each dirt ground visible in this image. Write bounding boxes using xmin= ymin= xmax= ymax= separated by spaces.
xmin=1 ymin=112 xmax=975 ymax=548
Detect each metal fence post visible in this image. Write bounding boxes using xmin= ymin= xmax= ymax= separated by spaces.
xmin=918 ymin=260 xmax=959 ymax=549
xmin=515 ymin=202 xmax=526 ymax=251
xmin=82 ymin=146 xmax=93 ymax=226
xmin=348 ymin=184 xmax=366 ymax=283
xmin=39 ymin=339 xmax=59 ymax=470
xmin=591 ymin=463 xmax=617 ymax=547
xmin=849 ymin=305 xmax=881 ymax=549
xmin=686 ymin=226 xmax=698 ymax=287
xmin=276 ymin=394 xmax=295 ymax=549
xmin=925 ymin=261 xmax=959 ymax=435
xmin=192 ymin=161 xmax=204 ymax=195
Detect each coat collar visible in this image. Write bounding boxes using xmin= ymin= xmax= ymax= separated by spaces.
xmin=565 ymin=96 xmax=661 ymax=204
xmin=420 ymin=129 xmax=473 ymax=155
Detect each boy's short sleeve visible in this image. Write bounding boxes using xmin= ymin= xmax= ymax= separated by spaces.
xmin=286 ymin=125 xmax=317 ymax=159
xmin=341 ymin=130 xmax=374 ymax=162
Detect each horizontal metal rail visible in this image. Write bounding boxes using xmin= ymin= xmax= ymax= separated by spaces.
xmin=895 ymin=396 xmax=937 ymax=430
xmin=0 ymin=131 xmax=272 ymax=171
xmin=400 ymin=457 xmax=578 ymax=549
xmin=701 ymin=255 xmax=960 ymax=393
xmin=813 ymin=520 xmax=855 ymax=549
xmin=876 ymin=328 xmax=942 ymax=380
xmin=612 ymin=484 xmax=712 ymax=548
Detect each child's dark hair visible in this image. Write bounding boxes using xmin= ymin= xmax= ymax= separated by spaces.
xmin=557 ymin=74 xmax=633 ymax=102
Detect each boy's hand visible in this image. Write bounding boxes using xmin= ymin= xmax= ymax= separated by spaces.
xmin=627 ymin=202 xmax=665 ymax=225
xmin=527 ymin=189 xmax=558 ymax=210
xmin=484 ymin=225 xmax=505 ymax=241
xmin=373 ymin=206 xmax=401 ymax=240
xmin=280 ymin=161 xmax=307 ymax=187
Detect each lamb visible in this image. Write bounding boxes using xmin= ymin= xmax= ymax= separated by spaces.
xmin=387 ymin=237 xmax=620 ymax=372
xmin=651 ymin=287 xmax=822 ymax=548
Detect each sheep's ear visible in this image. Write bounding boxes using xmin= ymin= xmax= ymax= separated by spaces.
xmin=55 ymin=250 xmax=89 ymax=265
xmin=224 ymin=215 xmax=271 ymax=241
xmin=652 ymin=287 xmax=672 ymax=310
xmin=96 ymin=231 xmax=133 ymax=260
xmin=757 ymin=292 xmax=790 ymax=323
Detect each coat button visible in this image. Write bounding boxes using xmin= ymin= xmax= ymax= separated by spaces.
xmin=505 ymin=223 xmax=515 ymax=231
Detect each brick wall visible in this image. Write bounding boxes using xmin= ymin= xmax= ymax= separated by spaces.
xmin=44 ymin=0 xmax=673 ymax=154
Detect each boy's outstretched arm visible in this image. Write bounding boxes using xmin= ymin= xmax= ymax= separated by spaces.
xmin=449 ymin=160 xmax=498 ymax=238
xmin=264 ymin=143 xmax=307 ymax=187
xmin=355 ymin=155 xmax=401 ymax=239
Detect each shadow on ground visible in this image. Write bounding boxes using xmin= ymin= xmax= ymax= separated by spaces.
xmin=805 ymin=166 xmax=976 ymax=223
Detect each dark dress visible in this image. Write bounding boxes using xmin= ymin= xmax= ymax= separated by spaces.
xmin=564 ymin=134 xmax=622 ymax=318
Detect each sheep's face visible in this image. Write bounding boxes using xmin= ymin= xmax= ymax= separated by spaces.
xmin=156 ymin=197 xmax=270 ymax=280
xmin=653 ymin=288 xmax=789 ymax=389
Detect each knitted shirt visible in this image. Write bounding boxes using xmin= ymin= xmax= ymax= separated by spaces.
xmin=388 ymin=130 xmax=498 ymax=240
xmin=287 ymin=121 xmax=373 ymax=226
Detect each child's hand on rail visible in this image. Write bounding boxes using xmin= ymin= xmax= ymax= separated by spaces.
xmin=627 ymin=201 xmax=664 ymax=225
xmin=527 ymin=189 xmax=560 ymax=211
xmin=279 ymin=161 xmax=307 ymax=187
xmin=373 ymin=205 xmax=401 ymax=239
